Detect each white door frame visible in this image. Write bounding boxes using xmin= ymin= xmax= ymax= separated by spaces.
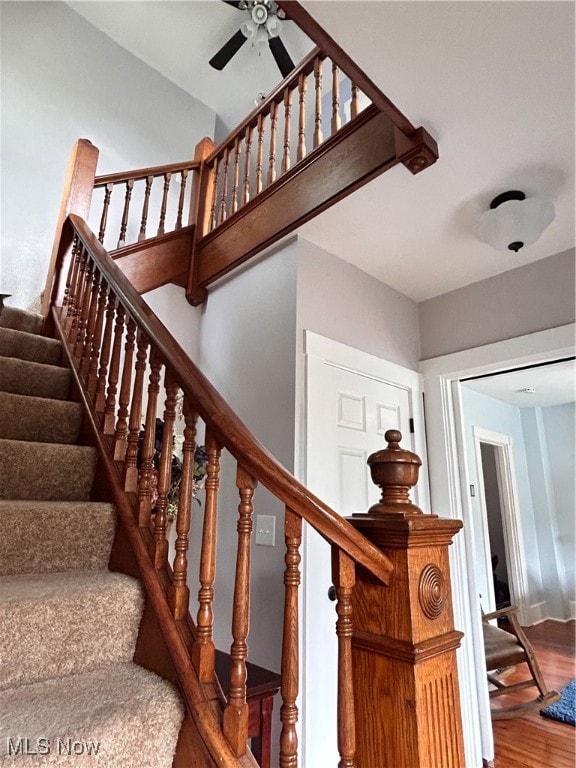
xmin=300 ymin=330 xmax=428 ymax=766
xmin=473 ymin=427 xmax=530 ymax=624
xmin=420 ymin=323 xmax=575 ymax=766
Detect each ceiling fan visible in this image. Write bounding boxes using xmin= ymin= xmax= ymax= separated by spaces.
xmin=209 ymin=0 xmax=295 ymax=79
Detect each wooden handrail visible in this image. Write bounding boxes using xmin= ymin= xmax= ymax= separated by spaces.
xmin=67 ymin=213 xmax=393 ymax=586
xmin=94 ymin=160 xmax=200 ymax=187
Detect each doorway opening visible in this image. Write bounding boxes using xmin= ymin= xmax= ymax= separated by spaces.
xmin=479 ymin=442 xmax=511 ymax=612
xmin=472 ymin=426 xmax=530 ymax=624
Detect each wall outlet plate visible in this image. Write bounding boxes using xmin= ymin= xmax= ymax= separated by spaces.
xmin=255 ymin=514 xmax=276 ymax=546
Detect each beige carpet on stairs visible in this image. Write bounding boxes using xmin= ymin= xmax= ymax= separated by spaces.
xmin=0 ymin=306 xmax=184 ymax=768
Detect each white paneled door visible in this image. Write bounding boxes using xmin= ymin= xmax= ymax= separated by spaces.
xmin=300 ymin=332 xmax=427 ymax=767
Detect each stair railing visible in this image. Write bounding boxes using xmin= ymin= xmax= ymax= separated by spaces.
xmin=195 ymin=47 xmax=371 ymax=241
xmin=92 ymin=160 xmax=200 ymax=253
xmin=47 ymin=212 xmax=395 ymax=766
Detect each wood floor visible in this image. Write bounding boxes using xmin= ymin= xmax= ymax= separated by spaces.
xmin=491 ymin=620 xmax=575 ymax=768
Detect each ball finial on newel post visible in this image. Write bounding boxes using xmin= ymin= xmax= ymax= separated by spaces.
xmin=367 ymin=429 xmax=423 ymax=515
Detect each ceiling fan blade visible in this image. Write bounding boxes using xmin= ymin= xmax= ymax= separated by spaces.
xmin=268 ymin=36 xmax=295 ymax=79
xmin=220 ymin=0 xmax=244 ymax=8
xmin=209 ymin=29 xmax=248 ymax=70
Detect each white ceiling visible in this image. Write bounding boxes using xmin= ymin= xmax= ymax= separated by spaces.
xmin=68 ymin=0 xmax=575 ymax=302
xmin=462 ymin=358 xmax=576 ymax=409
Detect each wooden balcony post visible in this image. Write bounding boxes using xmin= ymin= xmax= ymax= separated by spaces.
xmin=186 ymin=137 xmax=217 ymax=306
xmin=42 ymin=139 xmax=99 ymax=327
xmin=345 ymin=429 xmax=465 ymax=768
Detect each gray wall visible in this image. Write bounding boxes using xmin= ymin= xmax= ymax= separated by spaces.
xmin=542 ymin=402 xmax=576 ymax=608
xmin=196 ymin=242 xmax=299 ymax=673
xmin=522 ymin=402 xmax=575 ymax=619
xmin=0 ymin=1 xmax=215 ymax=310
xmin=419 ymin=249 xmax=575 ymax=359
xmin=296 ymin=237 xmax=421 ymax=370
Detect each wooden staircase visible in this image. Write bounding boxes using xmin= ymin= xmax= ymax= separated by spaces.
xmin=1 ymin=5 xmax=471 ymax=765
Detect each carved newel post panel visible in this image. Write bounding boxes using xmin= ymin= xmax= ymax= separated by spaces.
xmin=342 ymin=430 xmax=465 ymax=768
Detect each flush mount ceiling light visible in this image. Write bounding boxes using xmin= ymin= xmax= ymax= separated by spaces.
xmin=473 ymin=190 xmax=555 ymax=253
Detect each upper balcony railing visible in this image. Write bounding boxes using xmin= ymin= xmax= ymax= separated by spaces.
xmin=91 ymin=159 xmax=200 ymax=253
xmin=198 ymin=47 xmax=372 ymax=239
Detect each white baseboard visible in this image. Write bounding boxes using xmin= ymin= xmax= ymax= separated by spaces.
xmin=529 ymin=600 xmax=576 ymax=624
xmin=529 ymin=601 xmax=548 ymax=624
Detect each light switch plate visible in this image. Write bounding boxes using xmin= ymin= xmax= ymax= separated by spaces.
xmin=255 ymin=515 xmax=276 ymax=546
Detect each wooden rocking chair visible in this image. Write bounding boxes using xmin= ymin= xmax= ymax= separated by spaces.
xmin=482 ymin=605 xmax=560 ymax=720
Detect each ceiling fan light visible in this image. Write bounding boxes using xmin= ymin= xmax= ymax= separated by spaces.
xmin=240 ymin=19 xmax=254 ymax=39
xmin=254 ymin=25 xmax=269 ymax=48
xmin=266 ymin=15 xmax=282 ymax=37
xmin=473 ymin=192 xmax=555 ymax=252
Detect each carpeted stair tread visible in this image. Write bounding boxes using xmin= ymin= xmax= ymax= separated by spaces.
xmin=0 ymin=662 xmax=184 ymax=767
xmin=0 ymin=571 xmax=144 ymax=691
xmin=0 ymin=357 xmax=71 ymax=400
xmin=0 ymin=327 xmax=62 ymax=367
xmin=0 ymin=439 xmax=97 ymax=501
xmin=0 ymin=391 xmax=82 ymax=444
xmin=0 ymin=306 xmax=43 ymax=335
xmin=0 ymin=500 xmax=116 ymax=576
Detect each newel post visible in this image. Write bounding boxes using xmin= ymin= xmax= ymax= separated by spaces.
xmin=42 ymin=138 xmax=99 ymax=328
xmin=346 ymin=430 xmax=465 ymax=768
xmin=186 ymin=136 xmax=216 ymax=307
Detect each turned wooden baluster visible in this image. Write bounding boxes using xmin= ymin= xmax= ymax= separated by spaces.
xmin=192 ymin=430 xmax=221 ymax=681
xmin=350 ymin=83 xmax=360 ymax=120
xmin=62 ymin=236 xmax=80 ymax=318
xmin=332 ymin=549 xmax=356 ymax=768
xmin=209 ymin=157 xmax=220 ymax=232
xmin=138 ymin=176 xmax=154 ymax=242
xmin=223 ymin=464 xmax=257 ymax=757
xmin=157 ymin=172 xmax=172 ymax=236
xmin=219 ymin=148 xmax=230 ymax=225
xmin=255 ymin=114 xmax=265 ymax=195
xmin=94 ymin=291 xmax=116 ymax=415
xmin=331 ymin=63 xmax=341 ymax=135
xmin=169 ymin=396 xmax=198 ymax=619
xmin=138 ymin=351 xmax=162 ymax=527
xmin=152 ymin=372 xmax=178 ymax=570
xmin=86 ymin=277 xmax=108 ymax=395
xmin=282 ymin=88 xmax=293 ymax=174
xmin=175 ymin=169 xmax=188 ymax=229
xmin=267 ymin=101 xmax=278 ymax=186
xmin=74 ymin=258 xmax=94 ymax=361
xmin=297 ymin=73 xmax=307 ymax=162
xmin=279 ymin=507 xmax=302 ymax=768
xmin=242 ymin=125 xmax=253 ymax=206
xmin=68 ymin=246 xmax=87 ymax=344
xmin=313 ymin=57 xmax=324 ymax=148
xmin=103 ymin=305 xmax=125 ymax=435
xmin=231 ymin=138 xmax=241 ymax=215
xmin=98 ymin=182 xmax=114 ymax=244
xmin=62 ymin=235 xmax=82 ymax=334
xmin=124 ymin=331 xmax=149 ymax=493
xmin=113 ymin=316 xmax=136 ymax=461
xmin=117 ymin=179 xmax=134 ymax=248
xmin=80 ymin=268 xmax=100 ymax=379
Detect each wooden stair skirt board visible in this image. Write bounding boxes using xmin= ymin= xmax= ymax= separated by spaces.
xmin=112 ymin=226 xmax=193 ymax=293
